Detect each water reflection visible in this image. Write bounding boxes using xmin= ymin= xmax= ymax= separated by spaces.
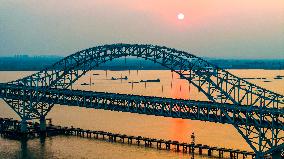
xmin=19 ymin=137 xmax=48 ymax=159
xmin=20 ymin=138 xmax=28 ymax=159
xmin=170 ymin=72 xmax=190 ymax=99
xmin=170 ymin=72 xmax=191 ymax=142
xmin=171 ymin=119 xmax=189 ymax=142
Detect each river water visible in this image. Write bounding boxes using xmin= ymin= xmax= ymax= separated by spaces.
xmin=0 ymin=70 xmax=283 ymax=159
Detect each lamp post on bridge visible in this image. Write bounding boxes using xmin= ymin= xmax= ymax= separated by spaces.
xmin=191 ymin=131 xmax=195 ymax=159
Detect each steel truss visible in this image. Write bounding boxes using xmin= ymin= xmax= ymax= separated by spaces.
xmin=0 ymin=44 xmax=283 ymax=157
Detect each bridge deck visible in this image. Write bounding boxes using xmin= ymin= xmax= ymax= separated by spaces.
xmin=1 ymin=84 xmax=283 ymax=130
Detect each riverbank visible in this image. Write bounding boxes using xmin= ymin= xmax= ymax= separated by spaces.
xmin=0 ymin=56 xmax=284 ymax=71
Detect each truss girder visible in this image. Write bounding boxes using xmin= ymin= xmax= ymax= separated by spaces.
xmin=0 ymin=43 xmax=283 ymax=156
xmin=6 ymin=44 xmax=283 ymax=109
xmin=0 ymin=85 xmax=283 ymax=129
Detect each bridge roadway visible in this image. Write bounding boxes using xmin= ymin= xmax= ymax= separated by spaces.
xmin=0 ymin=84 xmax=283 ymax=130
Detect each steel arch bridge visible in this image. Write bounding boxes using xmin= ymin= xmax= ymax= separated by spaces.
xmin=0 ymin=44 xmax=283 ymax=158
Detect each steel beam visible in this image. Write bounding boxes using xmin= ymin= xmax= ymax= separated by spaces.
xmin=0 ymin=43 xmax=283 ymax=156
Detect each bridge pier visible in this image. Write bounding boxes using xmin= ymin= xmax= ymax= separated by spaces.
xmin=271 ymin=151 xmax=282 ymax=159
xmin=20 ymin=119 xmax=28 ymax=133
xmin=40 ymin=116 xmax=46 ymax=132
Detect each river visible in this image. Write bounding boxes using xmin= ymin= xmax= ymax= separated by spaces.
xmin=0 ymin=69 xmax=283 ymax=159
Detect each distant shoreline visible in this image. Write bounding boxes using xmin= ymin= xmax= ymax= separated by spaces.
xmin=0 ymin=68 xmax=284 ymax=71
xmin=1 ymin=56 xmax=283 ymax=71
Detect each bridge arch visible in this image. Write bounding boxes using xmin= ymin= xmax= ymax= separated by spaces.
xmin=10 ymin=44 xmax=284 ymax=108
xmin=2 ymin=44 xmax=283 ymax=156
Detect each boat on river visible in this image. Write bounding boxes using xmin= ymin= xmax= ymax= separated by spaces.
xmin=140 ymin=78 xmax=160 ymax=82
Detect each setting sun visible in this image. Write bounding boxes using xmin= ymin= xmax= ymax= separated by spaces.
xmin=177 ymin=13 xmax=184 ymax=20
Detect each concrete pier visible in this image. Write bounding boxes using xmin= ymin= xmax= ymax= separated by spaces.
xmin=20 ymin=118 xmax=27 ymax=133
xmin=40 ymin=116 xmax=46 ymax=132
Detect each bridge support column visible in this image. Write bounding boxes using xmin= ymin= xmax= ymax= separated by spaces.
xmin=20 ymin=119 xmax=28 ymax=133
xmin=40 ymin=116 xmax=46 ymax=132
xmin=271 ymin=151 xmax=282 ymax=159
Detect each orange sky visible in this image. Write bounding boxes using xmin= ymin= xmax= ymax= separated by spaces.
xmin=0 ymin=0 xmax=283 ymax=58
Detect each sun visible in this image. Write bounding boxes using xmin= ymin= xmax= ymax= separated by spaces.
xmin=177 ymin=13 xmax=184 ymax=20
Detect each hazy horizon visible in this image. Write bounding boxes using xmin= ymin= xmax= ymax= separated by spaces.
xmin=2 ymin=53 xmax=284 ymax=61
xmin=0 ymin=0 xmax=283 ymax=59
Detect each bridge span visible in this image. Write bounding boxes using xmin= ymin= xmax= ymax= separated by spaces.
xmin=0 ymin=44 xmax=283 ymax=158
xmin=0 ymin=85 xmax=282 ymax=130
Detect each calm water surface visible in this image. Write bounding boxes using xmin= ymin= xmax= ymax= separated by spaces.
xmin=0 ymin=70 xmax=283 ymax=159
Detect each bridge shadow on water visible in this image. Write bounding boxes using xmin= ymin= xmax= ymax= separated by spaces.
xmin=0 ymin=134 xmax=56 ymax=159
xmin=18 ymin=136 xmax=47 ymax=159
